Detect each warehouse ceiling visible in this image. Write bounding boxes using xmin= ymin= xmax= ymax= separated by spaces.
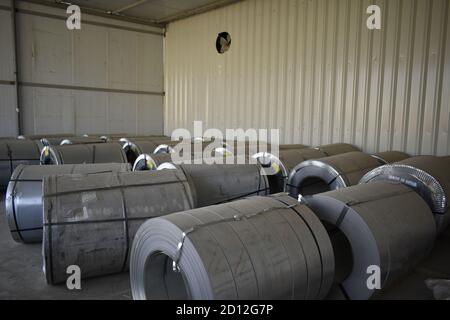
xmin=26 ymin=0 xmax=242 ymax=26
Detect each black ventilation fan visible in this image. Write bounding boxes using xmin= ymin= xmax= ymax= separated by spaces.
xmin=216 ymin=32 xmax=231 ymax=54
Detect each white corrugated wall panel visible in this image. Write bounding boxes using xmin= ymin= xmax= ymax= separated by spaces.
xmin=164 ymin=0 xmax=450 ymax=156
xmin=0 ymin=1 xmax=164 ymax=136
xmin=0 ymin=3 xmax=19 ymax=137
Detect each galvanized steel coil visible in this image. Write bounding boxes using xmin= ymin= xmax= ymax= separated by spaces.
xmin=43 ymin=163 xmax=270 ymax=284
xmin=287 ymin=152 xmax=381 ymax=198
xmin=5 ymin=163 xmax=131 ymax=244
xmin=133 ymin=153 xmax=174 ymax=171
xmin=315 ymin=143 xmax=360 ymax=156
xmin=306 ymin=181 xmax=436 ymax=300
xmin=42 ymin=170 xmax=195 ymax=284
xmin=253 ymin=148 xmax=328 ymax=193
xmin=360 ymin=156 xmax=450 ymax=233
xmin=130 ymin=194 xmax=334 ymax=300
xmin=122 ymin=140 xmax=170 ymax=164
xmin=40 ymin=143 xmax=127 ymax=165
xmin=370 ymin=151 xmax=410 ymax=164
xmin=0 ymin=140 xmax=42 ymax=191
xmin=59 ymin=137 xmax=106 ymax=145
xmin=157 ymin=164 xmax=271 ymax=208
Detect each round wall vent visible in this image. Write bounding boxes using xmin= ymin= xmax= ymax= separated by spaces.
xmin=216 ymin=32 xmax=231 ymax=54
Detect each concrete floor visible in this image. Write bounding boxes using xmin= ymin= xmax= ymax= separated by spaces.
xmin=0 ymin=194 xmax=449 ymax=300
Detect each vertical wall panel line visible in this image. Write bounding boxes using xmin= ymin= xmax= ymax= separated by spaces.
xmin=432 ymin=0 xmax=449 ymax=154
xmin=417 ymin=0 xmax=434 ymax=153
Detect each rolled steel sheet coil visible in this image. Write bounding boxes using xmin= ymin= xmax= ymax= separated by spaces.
xmin=122 ymin=140 xmax=170 ymax=164
xmin=133 ymin=152 xmax=241 ymax=171
xmin=222 ymin=141 xmax=277 ymax=158
xmin=125 ymin=141 xmax=230 ymax=165
xmin=154 ymin=141 xmax=228 ymax=155
xmin=133 ymin=153 xmax=174 ymax=171
xmin=0 ymin=140 xmax=42 ymax=191
xmin=42 ymin=170 xmax=196 ymax=284
xmin=59 ymin=137 xmax=105 ymax=145
xmin=253 ymin=148 xmax=328 ymax=193
xmin=278 ymin=144 xmax=309 ymax=150
xmin=287 ymin=151 xmax=381 ymax=198
xmin=371 ymin=151 xmax=410 ymax=164
xmin=315 ymin=143 xmax=361 ymax=156
xmin=360 ymin=156 xmax=450 ymax=233
xmin=40 ymin=137 xmax=73 ymax=146
xmin=5 ymin=163 xmax=131 ymax=244
xmin=306 ymin=181 xmax=436 ymax=300
xmin=130 ymin=194 xmax=334 ymax=300
xmin=19 ymin=134 xmax=73 ymax=141
xmin=40 ymin=143 xmax=127 ymax=165
xmin=157 ymin=164 xmax=271 ymax=208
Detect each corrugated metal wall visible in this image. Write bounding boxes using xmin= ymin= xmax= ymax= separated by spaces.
xmin=164 ymin=0 xmax=450 ymax=156
xmin=0 ymin=0 xmax=164 ymax=137
xmin=0 ymin=2 xmax=18 ymax=137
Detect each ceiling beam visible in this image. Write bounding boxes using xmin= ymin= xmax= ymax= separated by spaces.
xmin=157 ymin=0 xmax=244 ymax=24
xmin=112 ymin=0 xmax=149 ymax=14
xmin=18 ymin=0 xmax=164 ymax=28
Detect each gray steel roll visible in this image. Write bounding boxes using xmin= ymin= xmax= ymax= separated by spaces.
xmin=42 ymin=170 xmax=196 ymax=284
xmin=306 ymin=181 xmax=436 ymax=300
xmin=154 ymin=141 xmax=228 ymax=155
xmin=40 ymin=137 xmax=73 ymax=146
xmin=40 ymin=143 xmax=127 ymax=165
xmin=371 ymin=151 xmax=410 ymax=164
xmin=278 ymin=144 xmax=309 ymax=150
xmin=19 ymin=134 xmax=73 ymax=141
xmin=360 ymin=156 xmax=450 ymax=233
xmin=122 ymin=140 xmax=170 ymax=164
xmin=0 ymin=140 xmax=42 ymax=191
xmin=130 ymin=194 xmax=334 ymax=300
xmin=222 ymin=140 xmax=276 ymax=158
xmin=287 ymin=151 xmax=381 ymax=198
xmin=253 ymin=148 xmax=328 ymax=193
xmin=133 ymin=153 xmax=174 ymax=171
xmin=159 ymin=164 xmax=271 ymax=207
xmin=59 ymin=137 xmax=105 ymax=145
xmin=315 ymin=143 xmax=361 ymax=156
xmin=5 ymin=163 xmax=131 ymax=244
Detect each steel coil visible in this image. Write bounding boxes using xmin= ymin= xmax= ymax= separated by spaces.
xmin=360 ymin=156 xmax=450 ymax=233
xmin=19 ymin=134 xmax=73 ymax=141
xmin=0 ymin=140 xmax=42 ymax=191
xmin=42 ymin=170 xmax=196 ymax=284
xmin=370 ymin=151 xmax=410 ymax=164
xmin=278 ymin=144 xmax=309 ymax=150
xmin=133 ymin=153 xmax=174 ymax=171
xmin=5 ymin=163 xmax=131 ymax=244
xmin=59 ymin=137 xmax=105 ymax=145
xmin=158 ymin=164 xmax=271 ymax=207
xmin=306 ymin=181 xmax=436 ymax=300
xmin=253 ymin=148 xmax=328 ymax=193
xmin=130 ymin=194 xmax=334 ymax=300
xmin=154 ymin=141 xmax=229 ymax=156
xmin=287 ymin=151 xmax=381 ymax=198
xmin=122 ymin=140 xmax=170 ymax=164
xmin=40 ymin=143 xmax=127 ymax=165
xmin=315 ymin=143 xmax=360 ymax=156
